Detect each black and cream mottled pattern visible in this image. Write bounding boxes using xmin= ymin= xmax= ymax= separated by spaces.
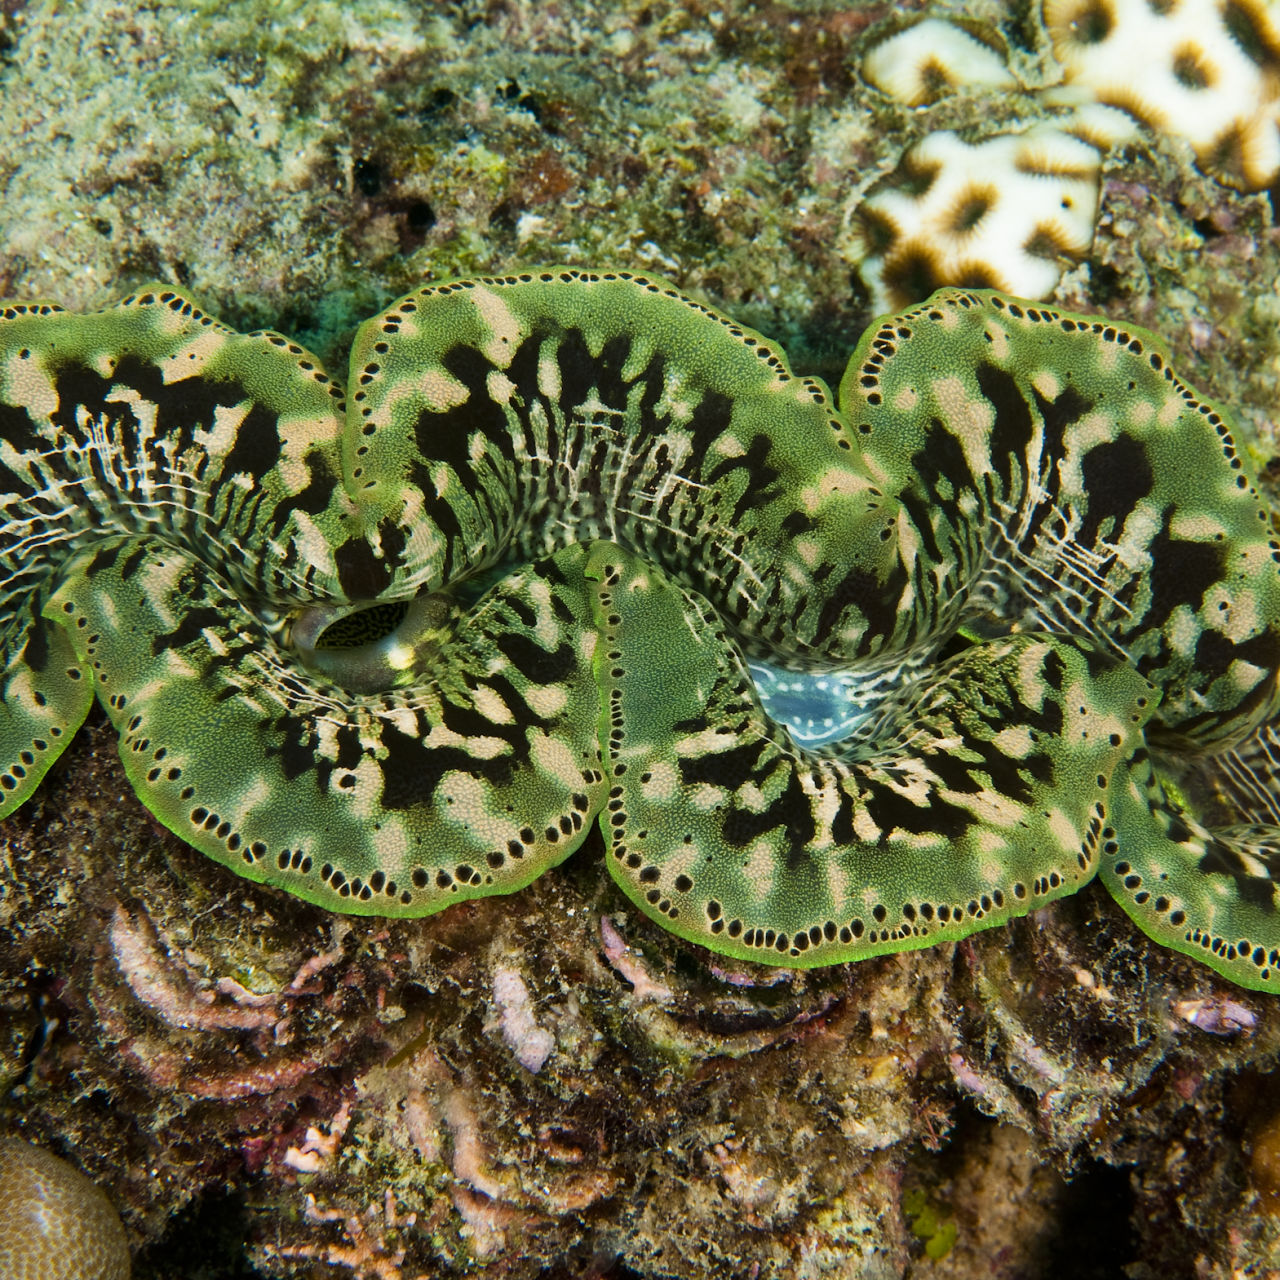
xmin=2 ymin=271 xmax=1280 ymax=989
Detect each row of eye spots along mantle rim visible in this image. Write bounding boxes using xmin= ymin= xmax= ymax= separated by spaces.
xmin=0 ymin=275 xmax=1279 ymax=987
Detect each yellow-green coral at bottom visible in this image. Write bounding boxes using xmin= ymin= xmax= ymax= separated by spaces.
xmin=903 ymin=1187 xmax=958 ymax=1261
xmin=0 ymin=1139 xmax=130 ymax=1280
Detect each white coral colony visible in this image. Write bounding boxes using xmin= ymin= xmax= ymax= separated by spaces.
xmin=861 ymin=17 xmax=1018 ymax=106
xmin=855 ymin=127 xmax=1102 ymax=313
xmin=1044 ymin=0 xmax=1280 ymax=190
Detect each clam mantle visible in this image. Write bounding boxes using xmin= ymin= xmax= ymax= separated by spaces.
xmin=3 ymin=270 xmax=1280 ymax=989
